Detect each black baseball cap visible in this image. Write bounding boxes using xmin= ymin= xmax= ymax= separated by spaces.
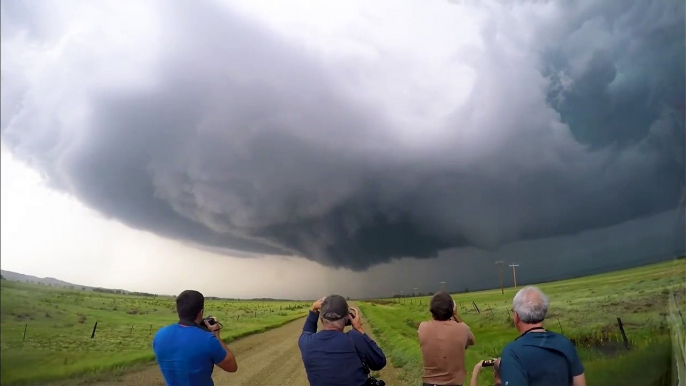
xmin=320 ymin=294 xmax=349 ymax=321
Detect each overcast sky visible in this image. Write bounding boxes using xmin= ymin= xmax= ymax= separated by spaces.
xmin=1 ymin=0 xmax=684 ymax=299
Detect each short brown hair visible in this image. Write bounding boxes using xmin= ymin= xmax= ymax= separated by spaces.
xmin=430 ymin=291 xmax=454 ymax=321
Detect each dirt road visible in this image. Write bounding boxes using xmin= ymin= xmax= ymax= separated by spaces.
xmin=60 ymin=310 xmax=402 ymax=386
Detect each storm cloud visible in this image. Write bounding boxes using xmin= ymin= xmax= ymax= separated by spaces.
xmin=1 ymin=0 xmax=684 ymax=270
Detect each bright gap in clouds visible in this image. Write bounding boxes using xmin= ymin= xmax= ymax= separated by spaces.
xmin=0 ymin=146 xmax=359 ymax=299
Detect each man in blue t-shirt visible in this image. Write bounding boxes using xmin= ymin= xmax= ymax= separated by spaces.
xmin=153 ymin=290 xmax=238 ymax=386
xmin=500 ymin=286 xmax=585 ymax=386
xmin=299 ymin=294 xmax=386 ymax=386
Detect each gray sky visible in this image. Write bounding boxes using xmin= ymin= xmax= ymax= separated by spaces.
xmin=1 ymin=0 xmax=684 ymax=298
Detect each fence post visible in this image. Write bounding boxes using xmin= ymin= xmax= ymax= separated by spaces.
xmin=23 ymin=323 xmax=27 ymax=342
xmin=91 ymin=321 xmax=98 ymax=339
xmin=616 ymin=317 xmax=629 ymax=349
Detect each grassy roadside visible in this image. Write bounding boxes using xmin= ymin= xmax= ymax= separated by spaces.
xmin=0 ymin=281 xmax=309 ymax=385
xmin=358 ymin=259 xmax=685 ymax=386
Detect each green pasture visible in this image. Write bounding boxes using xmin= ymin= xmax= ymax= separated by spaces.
xmin=0 ymin=282 xmax=309 ymax=385
xmin=359 ymin=259 xmax=685 ymax=386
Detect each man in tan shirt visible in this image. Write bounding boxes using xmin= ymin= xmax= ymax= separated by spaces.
xmin=418 ymin=292 xmax=476 ymax=386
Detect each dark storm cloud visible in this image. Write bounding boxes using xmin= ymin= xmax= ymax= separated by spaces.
xmin=1 ymin=0 xmax=684 ymax=270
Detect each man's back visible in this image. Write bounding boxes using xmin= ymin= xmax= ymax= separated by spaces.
xmin=153 ymin=324 xmax=227 ymax=386
xmin=418 ymin=319 xmax=474 ymax=385
xmin=500 ymin=331 xmax=584 ymax=386
xmin=299 ymin=329 xmax=383 ymax=386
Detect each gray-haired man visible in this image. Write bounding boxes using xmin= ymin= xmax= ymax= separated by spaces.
xmin=500 ymin=286 xmax=586 ymax=386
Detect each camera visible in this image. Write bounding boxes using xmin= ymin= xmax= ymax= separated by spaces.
xmin=345 ymin=308 xmax=357 ymax=326
xmin=482 ymin=358 xmax=497 ymax=367
xmin=199 ymin=316 xmax=222 ymax=332
xmin=360 ymin=362 xmax=384 ymax=386
xmin=366 ymin=377 xmax=385 ymax=386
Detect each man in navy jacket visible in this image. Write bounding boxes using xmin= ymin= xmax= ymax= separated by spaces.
xmin=299 ymin=294 xmax=386 ymax=386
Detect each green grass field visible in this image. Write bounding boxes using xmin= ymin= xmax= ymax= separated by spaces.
xmin=0 ymin=282 xmax=309 ymax=385
xmin=1 ymin=260 xmax=683 ymax=385
xmin=358 ymin=259 xmax=685 ymax=386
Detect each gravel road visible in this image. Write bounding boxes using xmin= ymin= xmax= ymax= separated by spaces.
xmin=52 ymin=308 xmax=403 ymax=386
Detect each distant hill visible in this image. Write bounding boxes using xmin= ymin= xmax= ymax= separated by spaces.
xmin=0 ymin=269 xmax=143 ymax=295
xmin=0 ymin=269 xmax=91 ymax=289
xmin=0 ymin=270 xmax=163 ymax=298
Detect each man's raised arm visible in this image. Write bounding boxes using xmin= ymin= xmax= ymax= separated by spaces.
xmin=299 ymin=298 xmax=324 ymax=348
xmin=349 ymin=307 xmax=387 ymax=371
xmin=205 ymin=318 xmax=238 ymax=373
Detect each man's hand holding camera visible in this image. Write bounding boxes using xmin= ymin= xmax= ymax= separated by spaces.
xmin=452 ymin=303 xmax=463 ymax=323
xmin=348 ymin=306 xmax=364 ymax=334
xmin=203 ymin=316 xmax=221 ymax=337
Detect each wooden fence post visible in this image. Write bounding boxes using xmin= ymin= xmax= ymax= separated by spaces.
xmin=616 ymin=317 xmax=629 ymax=349
xmin=23 ymin=323 xmax=27 ymax=342
xmin=91 ymin=321 xmax=98 ymax=339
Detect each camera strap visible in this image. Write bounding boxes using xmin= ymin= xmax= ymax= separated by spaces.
xmin=515 ymin=326 xmax=545 ymax=340
xmin=178 ymin=318 xmax=210 ymax=331
xmin=178 ymin=318 xmax=201 ymax=327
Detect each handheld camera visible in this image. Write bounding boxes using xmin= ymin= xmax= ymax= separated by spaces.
xmin=345 ymin=308 xmax=357 ymax=326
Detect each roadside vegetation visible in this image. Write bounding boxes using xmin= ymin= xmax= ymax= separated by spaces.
xmin=0 ymin=283 xmax=309 ymax=385
xmin=359 ymin=259 xmax=685 ymax=386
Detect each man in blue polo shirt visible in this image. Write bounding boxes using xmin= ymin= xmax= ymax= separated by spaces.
xmin=153 ymin=290 xmax=238 ymax=386
xmin=500 ymin=286 xmax=586 ymax=386
xmin=299 ymin=294 xmax=387 ymax=386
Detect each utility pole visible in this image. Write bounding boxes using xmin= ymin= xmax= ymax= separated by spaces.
xmin=495 ymin=261 xmax=504 ymax=295
xmin=439 ymin=282 xmax=446 ymax=292
xmin=509 ymin=263 xmax=520 ymax=288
